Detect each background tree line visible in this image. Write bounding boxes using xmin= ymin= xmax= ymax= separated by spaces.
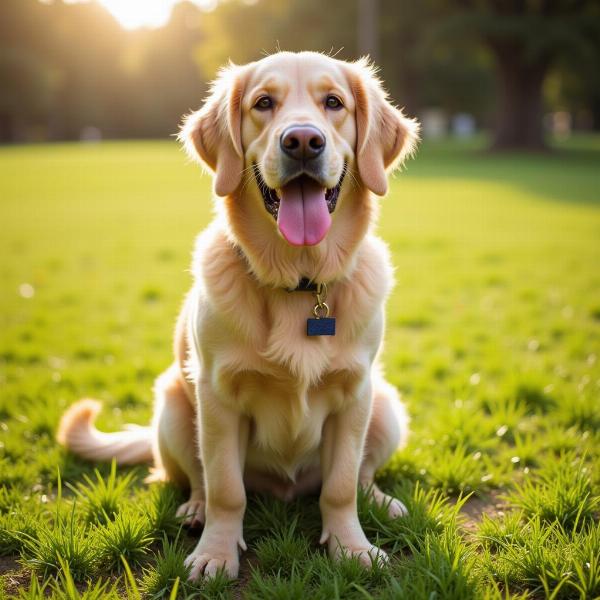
xmin=1 ymin=0 xmax=599 ymax=149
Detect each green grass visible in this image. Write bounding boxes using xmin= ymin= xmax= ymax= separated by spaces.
xmin=1 ymin=135 xmax=599 ymax=598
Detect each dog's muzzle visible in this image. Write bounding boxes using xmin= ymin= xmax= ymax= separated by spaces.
xmin=254 ymin=164 xmax=346 ymax=247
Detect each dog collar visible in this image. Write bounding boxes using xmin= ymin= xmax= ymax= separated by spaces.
xmin=287 ymin=277 xmax=318 ymax=293
xmin=233 ymin=243 xmax=336 ymax=337
xmin=288 ymin=278 xmax=336 ymax=337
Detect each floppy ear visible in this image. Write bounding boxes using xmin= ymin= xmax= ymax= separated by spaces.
xmin=179 ymin=65 xmax=246 ymax=197
xmin=347 ymin=59 xmax=419 ymax=196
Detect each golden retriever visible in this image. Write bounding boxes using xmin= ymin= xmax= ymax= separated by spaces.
xmin=58 ymin=51 xmax=419 ymax=580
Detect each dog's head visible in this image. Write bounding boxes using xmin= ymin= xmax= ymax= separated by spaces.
xmin=180 ymin=52 xmax=418 ymax=248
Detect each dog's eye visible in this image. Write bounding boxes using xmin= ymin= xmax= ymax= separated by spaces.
xmin=254 ymin=96 xmax=274 ymax=111
xmin=325 ymin=95 xmax=343 ymax=110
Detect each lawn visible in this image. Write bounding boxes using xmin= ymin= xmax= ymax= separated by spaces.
xmin=0 ymin=136 xmax=599 ymax=599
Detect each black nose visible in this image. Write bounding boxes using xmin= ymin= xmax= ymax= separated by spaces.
xmin=280 ymin=125 xmax=326 ymax=161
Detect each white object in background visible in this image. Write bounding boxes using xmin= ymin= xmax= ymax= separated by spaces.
xmin=552 ymin=111 xmax=572 ymax=138
xmin=420 ymin=108 xmax=448 ymax=139
xmin=452 ymin=113 xmax=476 ymax=138
xmin=80 ymin=126 xmax=102 ymax=143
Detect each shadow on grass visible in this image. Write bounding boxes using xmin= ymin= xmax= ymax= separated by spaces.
xmin=402 ymin=134 xmax=600 ymax=206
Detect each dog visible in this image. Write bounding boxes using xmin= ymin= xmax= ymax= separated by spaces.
xmin=58 ymin=51 xmax=419 ymax=580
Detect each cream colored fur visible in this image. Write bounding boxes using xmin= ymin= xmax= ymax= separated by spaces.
xmin=58 ymin=51 xmax=419 ymax=580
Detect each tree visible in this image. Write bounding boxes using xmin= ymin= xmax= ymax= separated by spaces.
xmin=193 ymin=0 xmax=358 ymax=80
xmin=192 ymin=0 xmax=497 ymax=137
xmin=0 ymin=0 xmax=54 ymax=141
xmin=377 ymin=0 xmax=494 ymax=124
xmin=432 ymin=0 xmax=600 ymax=149
xmin=358 ymin=0 xmax=379 ymax=61
xmin=0 ymin=0 xmax=206 ymax=141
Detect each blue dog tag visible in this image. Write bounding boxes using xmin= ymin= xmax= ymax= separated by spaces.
xmin=307 ymin=317 xmax=336 ymax=336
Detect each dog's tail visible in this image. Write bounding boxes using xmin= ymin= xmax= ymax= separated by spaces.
xmin=57 ymin=399 xmax=153 ymax=465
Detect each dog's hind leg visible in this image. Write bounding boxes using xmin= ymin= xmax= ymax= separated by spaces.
xmin=359 ymin=375 xmax=410 ymax=519
xmin=153 ymin=366 xmax=206 ymax=528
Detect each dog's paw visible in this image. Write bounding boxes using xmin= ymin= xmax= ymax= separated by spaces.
xmin=184 ymin=541 xmax=239 ymax=580
xmin=176 ymin=498 xmax=206 ymax=529
xmin=381 ymin=494 xmax=409 ymax=519
xmin=366 ymin=484 xmax=409 ymax=519
xmin=322 ymin=521 xmax=389 ymax=569
xmin=331 ymin=540 xmax=389 ymax=568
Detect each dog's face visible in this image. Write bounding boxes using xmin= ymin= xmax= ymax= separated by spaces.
xmin=241 ymin=53 xmax=354 ymax=246
xmin=181 ymin=52 xmax=418 ymax=248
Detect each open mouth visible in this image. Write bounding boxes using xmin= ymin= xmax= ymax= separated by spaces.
xmin=253 ymin=165 xmax=346 ymax=246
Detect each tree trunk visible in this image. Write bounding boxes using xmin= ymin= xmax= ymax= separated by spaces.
xmin=0 ymin=113 xmax=15 ymax=143
xmin=491 ymin=48 xmax=549 ymax=151
xmin=590 ymin=96 xmax=600 ymax=131
xmin=357 ymin=0 xmax=379 ymax=61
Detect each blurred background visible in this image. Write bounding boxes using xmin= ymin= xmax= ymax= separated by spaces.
xmin=1 ymin=5 xmax=599 ymax=596
xmin=1 ymin=0 xmax=599 ymax=149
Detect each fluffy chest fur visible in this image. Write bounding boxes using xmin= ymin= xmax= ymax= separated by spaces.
xmin=187 ymin=225 xmax=393 ymax=478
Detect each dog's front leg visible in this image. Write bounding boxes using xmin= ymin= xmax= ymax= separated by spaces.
xmin=185 ymin=382 xmax=248 ymax=580
xmin=319 ymin=378 xmax=387 ymax=566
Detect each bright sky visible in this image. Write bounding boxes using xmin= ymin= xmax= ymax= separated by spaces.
xmin=65 ymin=0 xmax=215 ymax=29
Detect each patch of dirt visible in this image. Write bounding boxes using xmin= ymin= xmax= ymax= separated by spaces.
xmin=0 ymin=556 xmax=31 ymax=597
xmin=0 ymin=555 xmax=150 ymax=597
xmin=457 ymin=491 xmax=507 ymax=536
xmin=233 ymin=549 xmax=260 ymax=600
xmin=0 ymin=556 xmax=20 ymax=576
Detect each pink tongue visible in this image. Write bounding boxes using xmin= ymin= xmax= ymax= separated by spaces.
xmin=277 ymin=176 xmax=331 ymax=246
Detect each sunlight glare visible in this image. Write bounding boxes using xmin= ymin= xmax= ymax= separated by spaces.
xmin=68 ymin=0 xmax=214 ymax=30
xmin=99 ymin=0 xmax=171 ymax=29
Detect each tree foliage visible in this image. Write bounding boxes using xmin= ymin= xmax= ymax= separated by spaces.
xmin=0 ymin=0 xmax=206 ymax=141
xmin=0 ymin=0 xmax=599 ymax=145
